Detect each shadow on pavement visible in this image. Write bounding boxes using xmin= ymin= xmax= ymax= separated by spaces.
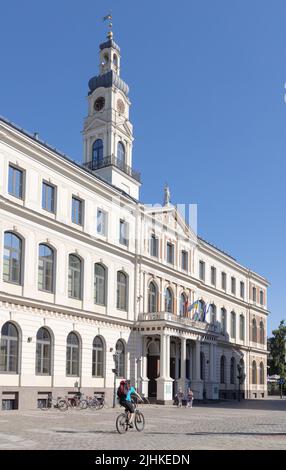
xmin=196 ymin=398 xmax=286 ymax=411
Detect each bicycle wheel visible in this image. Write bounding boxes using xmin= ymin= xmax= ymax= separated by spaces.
xmin=58 ymin=400 xmax=68 ymax=411
xmin=116 ymin=413 xmax=129 ymax=434
xmin=79 ymin=400 xmax=88 ymax=410
xmin=135 ymin=411 xmax=145 ymax=432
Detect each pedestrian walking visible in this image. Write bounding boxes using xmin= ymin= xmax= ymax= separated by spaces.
xmin=187 ymin=388 xmax=194 ymax=408
xmin=177 ymin=387 xmax=184 ymax=407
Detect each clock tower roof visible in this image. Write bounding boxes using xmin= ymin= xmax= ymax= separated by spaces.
xmin=88 ymin=70 xmax=129 ymax=97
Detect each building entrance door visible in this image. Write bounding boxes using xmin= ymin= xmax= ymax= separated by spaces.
xmin=147 ymin=355 xmax=159 ymax=398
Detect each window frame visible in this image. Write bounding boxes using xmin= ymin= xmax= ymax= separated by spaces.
xmin=3 ymin=231 xmax=23 ymax=285
xmin=42 ymin=181 xmax=56 ymax=214
xmin=38 ymin=244 xmax=55 ymax=293
xmin=71 ymin=196 xmax=84 ymax=226
xmin=8 ymin=164 xmax=24 ymax=200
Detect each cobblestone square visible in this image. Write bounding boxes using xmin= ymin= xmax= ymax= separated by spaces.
xmin=0 ymin=398 xmax=285 ymax=450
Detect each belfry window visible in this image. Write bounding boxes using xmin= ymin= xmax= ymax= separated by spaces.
xmin=117 ymin=142 xmax=125 ymax=163
xmin=92 ymin=139 xmax=103 ymax=163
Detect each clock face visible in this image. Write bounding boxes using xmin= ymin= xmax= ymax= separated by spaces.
xmin=117 ymin=99 xmax=125 ymax=114
xmin=94 ymin=96 xmax=105 ymax=112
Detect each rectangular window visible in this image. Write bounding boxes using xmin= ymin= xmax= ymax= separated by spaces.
xmin=97 ymin=209 xmax=107 ymax=236
xmin=181 ymin=251 xmax=188 ymax=271
xmin=119 ymin=220 xmax=128 ymax=246
xmin=72 ymin=196 xmax=83 ymax=225
xmin=253 ymin=287 xmax=257 ymax=302
xmin=260 ymin=290 xmax=264 ymax=305
xmin=211 ymin=266 xmax=216 ymax=286
xmin=231 ymin=277 xmax=236 ymax=295
xmin=240 ymin=281 xmax=245 ymax=299
xmin=42 ymin=182 xmax=56 ymax=213
xmin=150 ymin=234 xmax=158 ymax=257
xmin=8 ymin=165 xmax=24 ymax=199
xmin=166 ymin=242 xmax=174 ymax=264
xmin=199 ymin=261 xmax=205 ymax=281
xmin=221 ymin=272 xmax=227 ymax=290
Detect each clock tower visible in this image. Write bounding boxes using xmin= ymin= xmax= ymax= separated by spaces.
xmin=83 ymin=31 xmax=141 ymax=199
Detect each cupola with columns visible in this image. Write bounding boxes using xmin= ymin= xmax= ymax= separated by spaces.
xmin=83 ymin=28 xmax=141 ymax=199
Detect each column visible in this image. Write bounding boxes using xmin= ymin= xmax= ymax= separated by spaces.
xmin=140 ymin=336 xmax=149 ymax=397
xmin=159 ymin=333 xmax=167 ymax=378
xmin=165 ymin=334 xmax=171 ymax=378
xmin=209 ymin=343 xmax=214 ymax=382
xmin=195 ymin=340 xmax=201 ymax=380
xmin=191 ymin=339 xmax=203 ymax=399
xmin=178 ymin=337 xmax=187 ymax=392
xmin=156 ymin=332 xmax=173 ymax=403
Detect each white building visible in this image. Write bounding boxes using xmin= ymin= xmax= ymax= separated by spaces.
xmin=0 ymin=31 xmax=269 ymax=410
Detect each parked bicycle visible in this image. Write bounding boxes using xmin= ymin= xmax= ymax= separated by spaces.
xmin=86 ymin=395 xmax=106 ymax=410
xmin=59 ymin=393 xmax=88 ymax=411
xmin=40 ymin=393 xmax=67 ymax=411
xmin=116 ymin=399 xmax=145 ymax=434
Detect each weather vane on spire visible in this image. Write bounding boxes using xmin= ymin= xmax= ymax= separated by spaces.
xmin=103 ymin=12 xmax=113 ymax=39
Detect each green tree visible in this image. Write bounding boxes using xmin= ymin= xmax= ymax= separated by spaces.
xmin=268 ymin=320 xmax=286 ymax=378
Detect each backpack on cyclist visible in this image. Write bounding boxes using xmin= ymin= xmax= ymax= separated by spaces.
xmin=117 ymin=380 xmax=127 ymax=399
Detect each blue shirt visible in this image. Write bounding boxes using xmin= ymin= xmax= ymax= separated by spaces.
xmin=126 ymin=386 xmax=136 ymax=402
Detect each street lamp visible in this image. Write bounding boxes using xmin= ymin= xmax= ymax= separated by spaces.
xmin=237 ymin=363 xmax=246 ymax=402
xmin=112 ymin=342 xmax=124 ymax=408
xmin=112 ymin=352 xmax=119 ymax=408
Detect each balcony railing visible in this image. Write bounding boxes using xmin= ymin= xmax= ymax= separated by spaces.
xmin=84 ymin=155 xmax=141 ymax=183
xmin=138 ymin=312 xmax=217 ymax=333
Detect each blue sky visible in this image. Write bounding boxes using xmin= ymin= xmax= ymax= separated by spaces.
xmin=0 ymin=0 xmax=285 ymax=334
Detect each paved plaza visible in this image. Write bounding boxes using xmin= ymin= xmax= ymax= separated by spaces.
xmin=0 ymin=398 xmax=285 ymax=450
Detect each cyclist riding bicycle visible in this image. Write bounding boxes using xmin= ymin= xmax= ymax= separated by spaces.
xmin=117 ymin=379 xmax=141 ymax=428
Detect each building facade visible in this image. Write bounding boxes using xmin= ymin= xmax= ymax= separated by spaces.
xmin=0 ymin=32 xmax=269 ymax=410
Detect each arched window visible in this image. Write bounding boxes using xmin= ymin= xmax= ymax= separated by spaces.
xmin=113 ymin=54 xmax=118 ymax=67
xmin=239 ymin=315 xmax=245 ymax=341
xmin=117 ymin=142 xmax=125 ymax=163
xmin=221 ymin=308 xmax=227 ymax=334
xmin=66 ymin=332 xmax=80 ymax=376
xmin=230 ymin=357 xmax=236 ymax=384
xmin=220 ymin=356 xmax=226 ymax=384
xmin=115 ymin=339 xmax=125 ymax=378
xmin=252 ymin=360 xmax=257 ymax=384
xmin=200 ymin=352 xmax=205 ymax=380
xmin=252 ymin=318 xmax=257 ymax=342
xmin=148 ymin=282 xmax=158 ymax=313
xmin=36 ymin=327 xmax=52 ymax=375
xmin=165 ymin=287 xmax=173 ymax=313
xmin=0 ymin=322 xmax=19 ymax=373
xmin=38 ymin=244 xmax=54 ymax=293
xmin=259 ymin=362 xmax=264 ymax=385
xmin=94 ymin=263 xmax=106 ymax=306
xmin=3 ymin=232 xmax=22 ymax=284
xmin=210 ymin=304 xmax=216 ymax=324
xmin=92 ymin=139 xmax=103 ymax=163
xmin=231 ymin=311 xmax=236 ymax=338
xmin=259 ymin=321 xmax=265 ymax=344
xmin=68 ymin=254 xmax=82 ymax=300
xmin=92 ymin=336 xmax=104 ymax=377
xmin=117 ymin=271 xmax=128 ymax=310
xmin=180 ymin=293 xmax=187 ymax=316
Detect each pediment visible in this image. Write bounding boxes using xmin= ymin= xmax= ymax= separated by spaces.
xmin=145 ymin=205 xmax=197 ymax=244
xmin=83 ymin=116 xmax=106 ymax=133
xmin=115 ymin=120 xmax=133 ymax=138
